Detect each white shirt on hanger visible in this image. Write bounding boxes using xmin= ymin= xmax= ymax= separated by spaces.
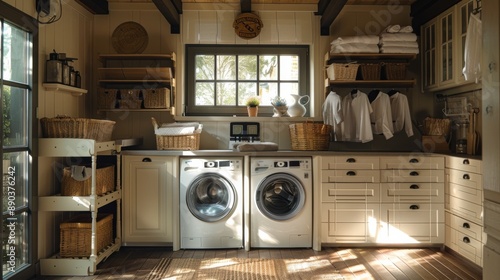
xmin=342 ymin=90 xmax=373 ymax=143
xmin=390 ymin=92 xmax=414 ymax=137
xmin=370 ymin=91 xmax=394 ymax=139
xmin=322 ymin=91 xmax=343 ymax=141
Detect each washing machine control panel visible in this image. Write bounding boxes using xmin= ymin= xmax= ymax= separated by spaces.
xmin=182 ymin=159 xmax=242 ymax=171
xmin=253 ymin=158 xmax=310 ymax=171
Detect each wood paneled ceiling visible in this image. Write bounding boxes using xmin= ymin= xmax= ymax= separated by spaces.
xmin=78 ymin=0 xmax=417 ymax=35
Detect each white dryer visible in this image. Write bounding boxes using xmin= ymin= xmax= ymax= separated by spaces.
xmin=180 ymin=157 xmax=243 ymax=249
xmin=250 ymin=157 xmax=312 ymax=248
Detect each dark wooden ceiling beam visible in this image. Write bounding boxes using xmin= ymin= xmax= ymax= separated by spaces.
xmin=241 ymin=0 xmax=251 ymax=13
xmin=151 ymin=0 xmax=181 ymax=34
xmin=75 ymin=0 xmax=109 ymax=14
xmin=318 ymin=0 xmax=348 ymax=36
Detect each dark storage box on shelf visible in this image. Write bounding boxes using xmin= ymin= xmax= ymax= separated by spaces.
xmin=61 ymin=165 xmax=115 ymax=196
xmin=60 ymin=213 xmax=114 ymax=257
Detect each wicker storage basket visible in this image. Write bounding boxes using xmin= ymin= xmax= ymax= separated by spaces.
xmin=151 ymin=117 xmax=201 ymax=150
xmin=118 ymin=89 xmax=143 ymax=109
xmin=60 ymin=213 xmax=113 ymax=257
xmin=289 ymin=122 xmax=332 ymax=150
xmin=61 ymin=165 xmax=115 ymax=196
xmin=144 ymin=88 xmax=170 ymax=108
xmin=383 ymin=63 xmax=407 ymax=80
xmin=97 ymin=88 xmax=117 ymax=109
xmin=327 ymin=63 xmax=359 ymax=81
xmin=40 ymin=116 xmax=115 ymax=141
xmin=360 ymin=63 xmax=381 ymax=80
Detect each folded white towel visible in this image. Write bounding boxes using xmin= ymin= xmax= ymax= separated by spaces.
xmin=379 ymin=41 xmax=419 ymax=48
xmin=331 ymin=35 xmax=379 ymax=45
xmin=160 ymin=122 xmax=200 ymax=128
xmin=379 ymin=32 xmax=417 ymax=42
xmin=384 ymin=25 xmax=401 ymax=33
xmin=380 ymin=46 xmax=419 ymax=54
xmin=331 ymin=43 xmax=380 ymax=54
xmin=399 ymin=25 xmax=414 ymax=33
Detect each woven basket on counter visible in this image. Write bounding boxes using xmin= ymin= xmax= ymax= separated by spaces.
xmin=151 ymin=117 xmax=201 ymax=150
xmin=61 ymin=165 xmax=115 ymax=196
xmin=327 ymin=63 xmax=359 ymax=81
xmin=60 ymin=213 xmax=113 ymax=257
xmin=40 ymin=116 xmax=115 ymax=141
xmin=289 ymin=122 xmax=332 ymax=150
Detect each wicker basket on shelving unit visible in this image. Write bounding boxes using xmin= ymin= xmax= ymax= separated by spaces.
xmin=151 ymin=117 xmax=201 ymax=150
xmin=40 ymin=116 xmax=115 ymax=141
xmin=360 ymin=63 xmax=381 ymax=80
xmin=144 ymin=88 xmax=170 ymax=108
xmin=61 ymin=165 xmax=115 ymax=196
xmin=383 ymin=63 xmax=408 ymax=80
xmin=289 ymin=121 xmax=332 ymax=151
xmin=60 ymin=213 xmax=114 ymax=257
xmin=327 ymin=63 xmax=359 ymax=81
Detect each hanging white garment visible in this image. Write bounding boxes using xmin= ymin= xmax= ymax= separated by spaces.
xmin=342 ymin=90 xmax=373 ymax=143
xmin=322 ymin=91 xmax=343 ymax=141
xmin=463 ymin=13 xmax=482 ymax=83
xmin=370 ymin=91 xmax=394 ymax=140
xmin=390 ymin=92 xmax=414 ymax=137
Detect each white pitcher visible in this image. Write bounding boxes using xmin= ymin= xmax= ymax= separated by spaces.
xmin=287 ymin=94 xmax=309 ymax=117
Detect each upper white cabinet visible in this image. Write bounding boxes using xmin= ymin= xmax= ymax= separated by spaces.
xmin=421 ymin=0 xmax=478 ymax=91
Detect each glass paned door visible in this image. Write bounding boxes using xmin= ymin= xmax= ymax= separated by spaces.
xmin=1 ymin=19 xmax=33 ymax=279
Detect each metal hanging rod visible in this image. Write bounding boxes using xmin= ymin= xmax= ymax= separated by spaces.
xmin=472 ymin=0 xmax=482 ymax=15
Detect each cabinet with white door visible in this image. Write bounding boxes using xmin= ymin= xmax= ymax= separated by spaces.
xmin=320 ymin=156 xmax=380 ymax=243
xmin=379 ymin=155 xmax=445 ymax=243
xmin=445 ymin=156 xmax=484 ymax=266
xmin=122 ymin=155 xmax=178 ymax=247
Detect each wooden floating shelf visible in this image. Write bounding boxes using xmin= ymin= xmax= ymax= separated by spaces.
xmin=329 ymin=79 xmax=416 ymax=88
xmin=43 ymin=83 xmax=88 ymax=96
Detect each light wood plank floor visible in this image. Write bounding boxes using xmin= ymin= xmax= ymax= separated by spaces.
xmin=32 ymin=247 xmax=482 ymax=280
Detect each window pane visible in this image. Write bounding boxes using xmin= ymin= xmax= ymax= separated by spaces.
xmin=2 ymin=212 xmax=29 ymax=277
xmin=2 ymin=86 xmax=27 ymax=147
xmin=2 ymin=23 xmax=29 ymax=84
xmin=195 ymin=82 xmax=214 ymax=105
xmin=216 ymin=82 xmax=236 ymax=105
xmin=217 ymin=55 xmax=236 ymax=80
xmin=259 ymin=82 xmax=277 ymax=105
xmin=280 ymin=55 xmax=299 ymax=80
xmin=238 ymin=83 xmax=257 ymax=105
xmin=259 ymin=55 xmax=277 ymax=80
xmin=195 ymin=55 xmax=214 ymax=80
xmin=2 ymin=151 xmax=28 ymax=212
xmin=238 ymin=55 xmax=257 ymax=80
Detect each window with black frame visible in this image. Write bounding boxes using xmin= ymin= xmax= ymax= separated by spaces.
xmin=184 ymin=44 xmax=309 ymax=117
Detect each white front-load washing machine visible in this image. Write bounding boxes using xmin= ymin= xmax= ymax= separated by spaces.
xmin=250 ymin=157 xmax=312 ymax=248
xmin=180 ymin=157 xmax=243 ymax=249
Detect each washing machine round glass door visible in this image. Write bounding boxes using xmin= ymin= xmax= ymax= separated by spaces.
xmin=186 ymin=173 xmax=236 ymax=222
xmin=256 ymin=173 xmax=305 ymax=221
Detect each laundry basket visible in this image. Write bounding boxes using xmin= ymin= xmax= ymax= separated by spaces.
xmin=289 ymin=121 xmax=331 ymax=150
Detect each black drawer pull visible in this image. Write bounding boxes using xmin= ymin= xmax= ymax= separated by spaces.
xmin=463 ymin=159 xmax=470 ymax=165
xmin=409 ymin=205 xmax=419 ymax=210
xmin=463 ymin=174 xmax=470 ymax=180
xmin=346 ymin=158 xmax=356 ymax=163
xmin=142 ymin=157 xmax=152 ymax=162
xmin=463 ymin=223 xmax=470 ymax=229
xmin=346 ymin=171 xmax=356 ymax=176
xmin=463 ymin=237 xmax=471 ymax=244
xmin=410 ymin=184 xmax=419 ymax=189
xmin=409 ymin=158 xmax=419 ymax=163
xmin=410 ymin=171 xmax=419 ymax=176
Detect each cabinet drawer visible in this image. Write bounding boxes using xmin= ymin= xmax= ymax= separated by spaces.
xmin=449 ymin=182 xmax=483 ymax=206
xmin=381 ymin=169 xmax=445 ymax=183
xmin=447 ymin=226 xmax=483 ymax=266
xmin=322 ymin=156 xmax=379 ymax=170
xmin=322 ymin=183 xmax=380 ymax=202
xmin=447 ymin=169 xmax=482 ymax=190
xmin=380 ymin=203 xmax=444 ymax=224
xmin=321 ymin=202 xmax=379 ymax=223
xmin=379 ymin=222 xmax=444 ymax=243
xmin=322 ymin=169 xmax=380 ymax=183
xmin=449 ymin=196 xmax=483 ymax=224
xmin=446 ymin=156 xmax=482 ymax=173
xmin=321 ymin=223 xmax=372 ymax=243
xmin=380 ymin=156 xmax=444 ymax=170
xmin=446 ymin=212 xmax=483 ymax=241
xmin=381 ymin=183 xmax=444 ymax=203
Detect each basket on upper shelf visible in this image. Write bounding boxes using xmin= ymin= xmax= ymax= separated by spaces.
xmin=327 ymin=63 xmax=359 ymax=81
xmin=40 ymin=116 xmax=115 ymax=141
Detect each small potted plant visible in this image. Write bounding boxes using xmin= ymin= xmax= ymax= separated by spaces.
xmin=245 ymin=96 xmax=260 ymax=117
xmin=271 ymin=96 xmax=288 ymax=117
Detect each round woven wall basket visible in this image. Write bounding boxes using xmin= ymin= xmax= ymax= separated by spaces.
xmin=111 ymin=21 xmax=148 ymax=54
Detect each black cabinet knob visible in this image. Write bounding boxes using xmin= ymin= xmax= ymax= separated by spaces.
xmin=410 ymin=171 xmax=419 ymax=176
xmin=463 ymin=222 xmax=470 ymax=229
xmin=142 ymin=157 xmax=152 ymax=162
xmin=409 ymin=205 xmax=420 ymax=210
xmin=346 ymin=171 xmax=356 ymax=176
xmin=463 ymin=174 xmax=470 ymax=180
xmin=409 ymin=158 xmax=419 ymax=163
xmin=463 ymin=237 xmax=471 ymax=244
xmin=346 ymin=158 xmax=356 ymax=163
xmin=410 ymin=184 xmax=419 ymax=189
xmin=463 ymin=159 xmax=470 ymax=165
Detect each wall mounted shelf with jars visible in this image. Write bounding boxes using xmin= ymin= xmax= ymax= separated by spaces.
xmin=42 ymin=83 xmax=88 ymax=96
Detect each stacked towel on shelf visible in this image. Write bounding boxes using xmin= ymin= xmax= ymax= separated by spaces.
xmin=379 ymin=28 xmax=419 ymax=54
xmin=330 ymin=35 xmax=379 ymax=54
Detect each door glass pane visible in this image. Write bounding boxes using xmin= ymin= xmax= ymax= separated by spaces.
xmin=2 ymin=151 xmax=28 ymax=212
xmin=442 ymin=45 xmax=447 ymax=81
xmin=448 ymin=43 xmax=453 ymax=79
xmin=2 ymin=23 xmax=29 ymax=84
xmin=447 ymin=14 xmax=453 ymax=40
xmin=2 ymin=212 xmax=28 ymax=276
xmin=2 ymin=86 xmax=27 ymax=147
